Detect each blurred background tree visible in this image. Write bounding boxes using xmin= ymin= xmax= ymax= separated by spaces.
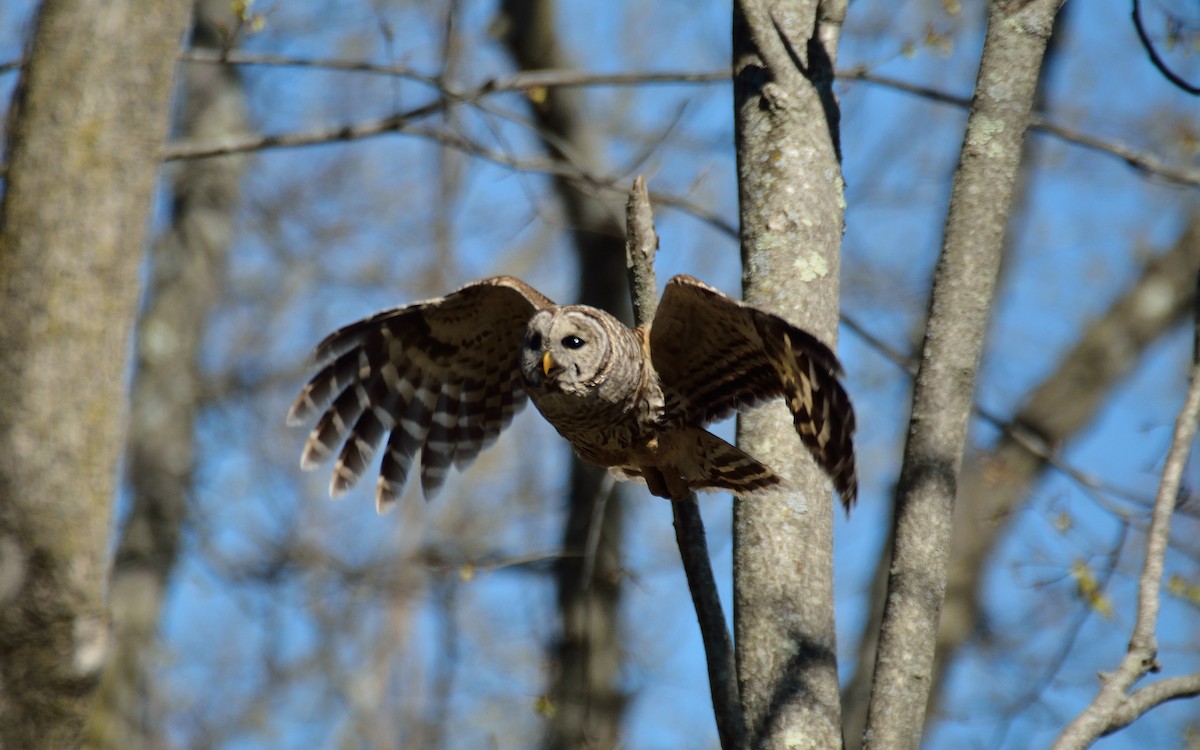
xmin=1 ymin=0 xmax=1198 ymax=747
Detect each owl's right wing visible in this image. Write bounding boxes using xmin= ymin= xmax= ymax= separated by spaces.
xmin=649 ymin=275 xmax=857 ymax=509
xmin=287 ymin=276 xmax=554 ymax=511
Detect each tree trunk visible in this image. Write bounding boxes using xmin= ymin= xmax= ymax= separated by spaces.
xmin=863 ymin=1 xmax=1066 ymax=747
xmin=85 ymin=1 xmax=248 ymax=746
xmin=0 ymin=0 xmax=193 ymax=746
xmin=731 ymin=1 xmax=847 ymax=747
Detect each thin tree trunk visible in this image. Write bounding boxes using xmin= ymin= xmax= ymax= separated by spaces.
xmin=840 ymin=7 xmax=1071 ymax=742
xmin=932 ymin=214 xmax=1200 ymax=709
xmin=732 ymin=1 xmax=848 ymax=747
xmin=0 ymin=0 xmax=193 ymax=746
xmin=84 ymin=2 xmax=248 ymax=746
xmin=863 ymin=1 xmax=1066 ymax=747
xmin=843 ymin=212 xmax=1200 ymax=745
xmin=498 ymin=2 xmax=629 ymax=747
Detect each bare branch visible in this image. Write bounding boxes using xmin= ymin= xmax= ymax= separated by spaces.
xmin=840 ymin=68 xmax=1200 ymax=188
xmin=5 ymin=50 xmax=1189 ymax=191
xmin=1105 ymin=673 xmax=1200 ymax=734
xmin=1131 ymin=0 xmax=1200 ymax=96
xmin=1052 ymin=360 xmax=1200 ymax=748
xmin=165 ymin=110 xmax=741 ymax=238
xmin=671 ymin=502 xmax=744 ymax=750
xmin=624 ymin=176 xmax=745 ymax=750
xmin=181 ymin=49 xmax=729 ymax=89
xmin=171 ymin=51 xmax=1200 ymax=190
xmin=624 ymin=177 xmax=661 ymax=326
xmin=164 ymin=103 xmax=450 ymax=160
xmin=1029 ymin=117 xmax=1200 ymax=188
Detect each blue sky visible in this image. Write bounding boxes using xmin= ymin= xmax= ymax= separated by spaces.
xmin=3 ymin=0 xmax=1199 ymax=747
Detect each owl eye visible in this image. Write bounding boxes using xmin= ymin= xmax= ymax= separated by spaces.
xmin=561 ymin=335 xmax=585 ymax=350
xmin=527 ymin=332 xmax=543 ymax=350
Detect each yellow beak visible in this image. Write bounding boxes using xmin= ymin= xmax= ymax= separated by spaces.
xmin=542 ymin=351 xmax=555 ymax=377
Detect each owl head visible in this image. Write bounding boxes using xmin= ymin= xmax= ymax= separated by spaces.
xmin=519 ymin=306 xmax=622 ymax=395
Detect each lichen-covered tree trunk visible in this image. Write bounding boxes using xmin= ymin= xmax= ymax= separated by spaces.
xmin=0 ymin=0 xmax=193 ymax=746
xmin=498 ymin=1 xmax=629 ymax=748
xmin=731 ymin=1 xmax=848 ymax=747
xmin=863 ymin=2 xmax=1066 ymax=748
xmin=85 ymin=1 xmax=248 ymax=746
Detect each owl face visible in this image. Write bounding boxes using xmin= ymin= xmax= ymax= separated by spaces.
xmin=519 ymin=307 xmax=611 ymax=395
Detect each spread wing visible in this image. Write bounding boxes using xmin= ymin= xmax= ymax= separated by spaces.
xmin=287 ymin=276 xmax=554 ymax=511
xmin=649 ymin=275 xmax=857 ymax=509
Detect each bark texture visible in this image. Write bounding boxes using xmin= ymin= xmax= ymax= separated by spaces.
xmin=85 ymin=1 xmax=248 ymax=746
xmin=0 ymin=0 xmax=193 ymax=746
xmin=731 ymin=1 xmax=847 ymax=747
xmin=862 ymin=1 xmax=1067 ymax=747
xmin=499 ymin=1 xmax=629 ymax=747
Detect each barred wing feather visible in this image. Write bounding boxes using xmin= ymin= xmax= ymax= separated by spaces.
xmin=287 ymin=276 xmax=553 ymax=511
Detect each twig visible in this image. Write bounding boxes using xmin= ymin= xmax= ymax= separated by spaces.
xmin=840 ymin=68 xmax=1200 ymax=188
xmin=623 ymin=176 xmax=745 ymax=750
xmin=624 ymin=177 xmax=660 ymax=325
xmin=180 ymin=49 xmax=729 ymax=89
xmin=580 ymin=471 xmax=616 ymax=589
xmin=164 ymin=105 xmax=448 ymax=160
xmin=1104 ymin=672 xmax=1200 ymax=735
xmin=989 ymin=522 xmax=1129 ymax=749
xmin=1131 ymin=0 xmax=1200 ymax=96
xmin=1051 ymin=357 xmax=1200 ymax=748
xmin=841 ymin=314 xmax=1154 ymax=508
xmin=1031 ymin=117 xmax=1200 ymax=188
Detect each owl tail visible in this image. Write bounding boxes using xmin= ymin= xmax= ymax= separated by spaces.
xmin=663 ymin=427 xmax=783 ymax=497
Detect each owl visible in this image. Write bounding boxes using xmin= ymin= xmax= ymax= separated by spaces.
xmin=288 ymin=275 xmax=857 ymax=511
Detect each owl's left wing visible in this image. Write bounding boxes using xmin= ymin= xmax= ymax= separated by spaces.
xmin=287 ymin=276 xmax=554 ymax=511
xmin=649 ymin=275 xmax=857 ymax=509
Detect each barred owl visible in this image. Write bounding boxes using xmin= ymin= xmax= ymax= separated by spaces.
xmin=288 ymin=275 xmax=857 ymax=511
